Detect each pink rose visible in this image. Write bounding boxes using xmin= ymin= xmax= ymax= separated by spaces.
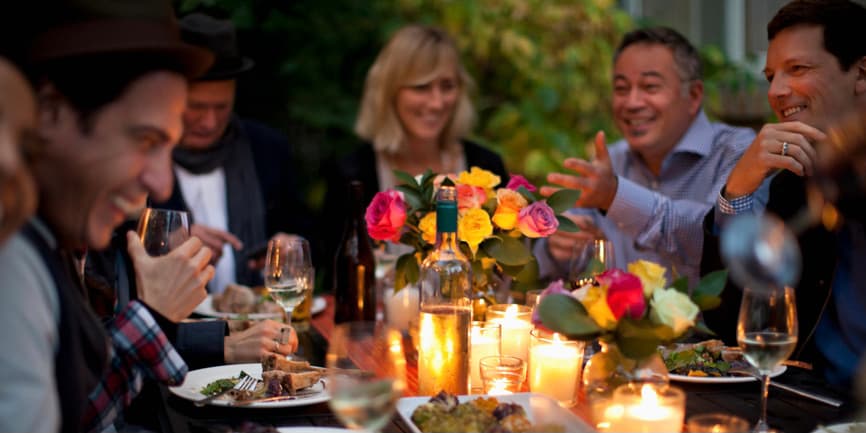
xmin=506 ymin=174 xmax=537 ymax=192
xmin=456 ymin=184 xmax=487 ymax=213
xmin=598 ymin=269 xmax=646 ymax=320
xmin=365 ymin=190 xmax=407 ymax=242
xmin=516 ymin=202 xmax=559 ymax=238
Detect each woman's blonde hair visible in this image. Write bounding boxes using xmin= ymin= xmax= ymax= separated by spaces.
xmin=355 ymin=24 xmax=476 ymax=154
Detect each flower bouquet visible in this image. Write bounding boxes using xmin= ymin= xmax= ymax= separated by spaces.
xmin=535 ymin=259 xmax=727 ymax=360
xmin=364 ymin=167 xmax=580 ymax=304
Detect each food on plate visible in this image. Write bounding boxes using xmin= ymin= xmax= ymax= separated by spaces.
xmin=198 ymin=356 xmax=324 ymax=403
xmin=410 ymin=391 xmax=564 ymax=433
xmin=659 ymin=339 xmax=749 ymax=377
xmin=212 ymin=283 xmax=282 ymax=316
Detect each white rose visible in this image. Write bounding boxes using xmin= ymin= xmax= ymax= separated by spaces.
xmin=649 ymin=288 xmax=699 ymax=336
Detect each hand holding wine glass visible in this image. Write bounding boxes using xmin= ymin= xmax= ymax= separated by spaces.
xmin=737 ymin=286 xmax=798 ymax=433
xmin=264 ymin=237 xmax=313 ymax=328
xmin=327 ymin=321 xmax=406 ymax=432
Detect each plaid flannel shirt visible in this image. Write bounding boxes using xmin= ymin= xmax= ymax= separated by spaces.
xmin=81 ymin=300 xmax=187 ymax=433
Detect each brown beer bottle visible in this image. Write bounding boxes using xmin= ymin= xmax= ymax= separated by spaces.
xmin=333 ymin=180 xmax=376 ymax=323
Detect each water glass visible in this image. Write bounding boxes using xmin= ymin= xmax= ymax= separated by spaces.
xmin=569 ymin=238 xmax=614 ymax=288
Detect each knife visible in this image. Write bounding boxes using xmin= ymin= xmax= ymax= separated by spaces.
xmin=230 ymin=390 xmax=322 ymax=406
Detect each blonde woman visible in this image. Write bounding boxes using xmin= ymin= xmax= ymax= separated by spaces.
xmin=321 ymin=25 xmax=508 ymax=270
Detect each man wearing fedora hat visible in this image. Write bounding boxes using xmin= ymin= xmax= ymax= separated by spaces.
xmin=0 ymin=1 xmax=216 ymax=432
xmin=153 ymin=12 xmax=312 ymax=296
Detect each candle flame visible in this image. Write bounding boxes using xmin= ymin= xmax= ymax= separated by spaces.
xmin=505 ymin=304 xmax=519 ymax=318
xmin=552 ymin=333 xmax=564 ymax=344
xmin=640 ymin=384 xmax=660 ymax=405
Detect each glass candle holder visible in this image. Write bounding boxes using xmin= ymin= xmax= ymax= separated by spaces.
xmin=528 ymin=329 xmax=584 ymax=407
xmin=485 ymin=304 xmax=532 ymax=362
xmin=480 ymin=355 xmax=526 ymax=395
xmin=686 ymin=413 xmax=750 ymax=432
xmin=524 ymin=289 xmax=543 ymax=308
xmin=605 ymin=383 xmax=686 ymax=433
xmin=470 ymin=321 xmax=501 ymax=394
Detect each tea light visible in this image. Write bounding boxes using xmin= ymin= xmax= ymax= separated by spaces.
xmin=470 ymin=322 xmax=501 ymax=394
xmin=480 ymin=355 xmax=526 ymax=395
xmin=605 ymin=383 xmax=686 ymax=433
xmin=384 ymin=285 xmax=419 ymax=331
xmin=528 ymin=329 xmax=584 ymax=407
xmin=486 ymin=304 xmax=532 ymax=362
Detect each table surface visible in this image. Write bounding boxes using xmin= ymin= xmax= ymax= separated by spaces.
xmin=159 ymin=296 xmax=856 ymax=433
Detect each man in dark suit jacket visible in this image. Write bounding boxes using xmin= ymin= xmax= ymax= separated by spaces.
xmin=701 ymin=0 xmax=866 ymax=392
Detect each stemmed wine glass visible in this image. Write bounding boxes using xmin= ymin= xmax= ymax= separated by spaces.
xmin=569 ymin=238 xmax=614 ymax=288
xmin=263 ymin=237 xmax=313 ymax=328
xmin=137 ymin=208 xmax=190 ymax=256
xmin=737 ymin=286 xmax=798 ymax=433
xmin=326 ymin=321 xmax=406 ymax=432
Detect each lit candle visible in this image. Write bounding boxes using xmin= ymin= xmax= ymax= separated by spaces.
xmin=528 ymin=330 xmax=583 ymax=407
xmin=486 ymin=378 xmax=513 ymax=395
xmin=470 ymin=322 xmax=501 ymax=393
xmin=606 ymin=384 xmax=685 ymax=433
xmin=384 ymin=285 xmax=419 ymax=331
xmin=486 ymin=304 xmax=532 ymax=362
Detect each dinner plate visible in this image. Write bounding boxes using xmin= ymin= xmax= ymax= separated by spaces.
xmin=669 ymin=365 xmax=786 ymax=384
xmin=809 ymin=421 xmax=866 ymax=433
xmin=396 ymin=392 xmax=595 ymax=433
xmin=193 ymin=295 xmax=327 ymax=319
xmin=169 ymin=363 xmax=329 ymax=408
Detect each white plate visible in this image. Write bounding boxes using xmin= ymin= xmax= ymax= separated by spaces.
xmin=193 ymin=295 xmax=327 ymax=320
xmin=169 ymin=363 xmax=329 ymax=408
xmin=809 ymin=422 xmax=866 ymax=433
xmin=396 ymin=392 xmax=594 ymax=433
xmin=278 ymin=428 xmax=353 ymax=433
xmin=669 ymin=365 xmax=786 ymax=384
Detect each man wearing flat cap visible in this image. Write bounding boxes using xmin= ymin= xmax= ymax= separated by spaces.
xmin=154 ymin=12 xmax=312 ymax=297
xmin=0 ymin=1 xmax=215 ymax=432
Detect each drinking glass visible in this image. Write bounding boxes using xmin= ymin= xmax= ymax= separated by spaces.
xmin=263 ymin=237 xmax=313 ymax=328
xmin=136 ymin=208 xmax=190 ymax=256
xmin=326 ymin=321 xmax=406 ymax=432
xmin=737 ymin=286 xmax=798 ymax=433
xmin=569 ymin=238 xmax=614 ymax=288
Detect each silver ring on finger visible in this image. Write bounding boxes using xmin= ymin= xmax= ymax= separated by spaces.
xmin=273 ymin=339 xmax=280 ymax=353
xmin=781 ymin=141 xmax=789 ymax=157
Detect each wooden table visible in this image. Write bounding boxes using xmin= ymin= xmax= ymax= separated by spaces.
xmin=157 ymin=295 xmax=855 ymax=433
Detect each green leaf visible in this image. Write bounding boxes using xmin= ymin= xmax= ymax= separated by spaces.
xmin=693 ymin=270 xmax=727 ymax=298
xmin=615 ymin=319 xmax=675 ymax=359
xmin=395 ymin=185 xmax=423 ymax=211
xmin=537 ymin=294 xmax=602 ymax=339
xmin=693 ymin=320 xmax=717 ymax=336
xmin=671 ymin=276 xmax=689 ymax=294
xmin=482 ymin=236 xmax=532 ymax=266
xmin=546 ymin=189 xmax=581 ymax=213
xmin=514 ymin=258 xmax=538 ymax=283
xmin=516 ymin=185 xmax=538 ymax=202
xmin=692 ymin=294 xmax=722 ymax=311
xmin=394 ymin=170 xmax=418 ymax=188
xmin=394 ymin=253 xmax=419 ymax=291
xmin=556 ymin=215 xmax=580 ymax=232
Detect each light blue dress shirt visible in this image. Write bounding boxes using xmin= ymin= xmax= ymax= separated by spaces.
xmin=536 ymin=111 xmax=759 ymax=287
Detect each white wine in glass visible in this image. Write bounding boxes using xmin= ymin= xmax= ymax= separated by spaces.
xmin=327 ymin=321 xmax=406 ymax=432
xmin=264 ymin=237 xmax=313 ymax=327
xmin=737 ymin=286 xmax=798 ymax=433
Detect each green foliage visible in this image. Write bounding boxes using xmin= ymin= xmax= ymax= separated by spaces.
xmin=538 ymin=294 xmax=602 ymax=339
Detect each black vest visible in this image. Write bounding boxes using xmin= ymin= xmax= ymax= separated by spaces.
xmin=21 ymin=222 xmax=109 ymax=433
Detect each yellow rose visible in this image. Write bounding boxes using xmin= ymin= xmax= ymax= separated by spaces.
xmin=628 ymin=260 xmax=667 ymax=297
xmin=458 ymin=167 xmax=501 ymax=193
xmin=457 ymin=208 xmax=493 ymax=255
xmin=581 ymin=284 xmax=617 ymax=330
xmin=418 ymin=212 xmax=437 ymax=245
xmin=649 ymin=288 xmax=699 ymax=336
xmin=492 ymin=188 xmax=528 ymax=230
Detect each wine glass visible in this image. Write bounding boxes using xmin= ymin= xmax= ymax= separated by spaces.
xmin=737 ymin=286 xmax=798 ymax=433
xmin=569 ymin=238 xmax=614 ymax=288
xmin=263 ymin=237 xmax=313 ymax=328
xmin=326 ymin=321 xmax=406 ymax=432
xmin=137 ymin=208 xmax=190 ymax=256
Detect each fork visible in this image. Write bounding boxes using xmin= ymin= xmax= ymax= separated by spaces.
xmin=194 ymin=375 xmax=258 ymax=407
